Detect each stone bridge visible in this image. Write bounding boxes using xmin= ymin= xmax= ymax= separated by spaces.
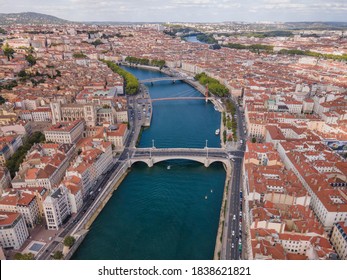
xmin=140 ymin=77 xmax=188 ymax=84
xmin=125 ymin=148 xmax=241 ymax=173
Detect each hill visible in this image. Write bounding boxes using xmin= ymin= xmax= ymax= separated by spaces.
xmin=0 ymin=12 xmax=69 ymax=25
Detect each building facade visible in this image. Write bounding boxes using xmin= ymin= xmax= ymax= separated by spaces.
xmin=0 ymin=212 xmax=29 ymax=250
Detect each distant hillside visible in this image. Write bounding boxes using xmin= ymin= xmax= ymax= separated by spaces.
xmin=284 ymin=22 xmax=347 ymax=30
xmin=0 ymin=12 xmax=69 ymax=25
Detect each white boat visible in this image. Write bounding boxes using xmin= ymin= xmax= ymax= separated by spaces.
xmin=211 ymin=189 xmax=213 ymax=193
xmin=215 ymin=129 xmax=220 ymax=135
xmin=214 ymin=105 xmax=218 ymax=111
xmin=205 ymin=196 xmax=208 ymax=199
xmin=167 ymin=165 xmax=171 ymax=170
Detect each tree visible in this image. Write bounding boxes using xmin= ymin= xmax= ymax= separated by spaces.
xmin=91 ymin=39 xmax=103 ymax=47
xmin=73 ymin=52 xmax=87 ymax=59
xmin=14 ymin=252 xmax=34 ymax=260
xmin=18 ymin=70 xmax=27 ymax=78
xmin=2 ymin=43 xmax=15 ymax=61
xmin=52 ymin=251 xmax=64 ymax=260
xmin=0 ymin=95 xmax=6 ymax=104
xmin=25 ymin=54 xmax=36 ymax=66
xmin=6 ymin=131 xmax=45 ymax=178
xmin=63 ymin=236 xmax=75 ymax=248
xmin=251 ymin=137 xmax=257 ymax=143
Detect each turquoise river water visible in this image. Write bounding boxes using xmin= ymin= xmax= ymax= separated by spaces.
xmin=72 ymin=66 xmax=226 ymax=260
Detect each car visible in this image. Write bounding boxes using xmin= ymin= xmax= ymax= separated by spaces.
xmin=239 ymin=239 xmax=242 ymax=245
xmin=233 ymin=215 xmax=236 ymax=220
xmin=232 ymin=230 xmax=235 ymax=236
xmin=231 ymin=243 xmax=234 ymax=248
xmin=239 ymin=211 xmax=242 ymax=216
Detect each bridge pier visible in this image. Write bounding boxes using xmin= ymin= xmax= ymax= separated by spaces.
xmin=204 ymin=159 xmax=210 ymax=168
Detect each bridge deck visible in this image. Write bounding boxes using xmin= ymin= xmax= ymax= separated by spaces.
xmin=140 ymin=77 xmax=187 ymax=83
xmin=151 ymin=97 xmax=209 ymax=101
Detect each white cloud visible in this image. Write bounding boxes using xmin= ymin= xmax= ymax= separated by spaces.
xmin=1 ymin=0 xmax=346 ymax=22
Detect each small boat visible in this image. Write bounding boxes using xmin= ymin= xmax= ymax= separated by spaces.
xmin=167 ymin=165 xmax=171 ymax=170
xmin=215 ymin=129 xmax=220 ymax=135
xmin=214 ymin=105 xmax=218 ymax=111
xmin=211 ymin=189 xmax=213 ymax=193
xmin=205 ymin=196 xmax=208 ymax=199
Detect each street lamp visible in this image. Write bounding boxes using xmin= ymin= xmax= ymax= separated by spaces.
xmin=205 ymin=139 xmax=208 ymax=159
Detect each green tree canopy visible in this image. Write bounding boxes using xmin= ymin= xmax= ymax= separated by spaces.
xmin=63 ymin=236 xmax=76 ymax=248
xmin=52 ymin=251 xmax=64 ymax=260
xmin=14 ymin=252 xmax=34 ymax=260
xmin=25 ymin=54 xmax=37 ymax=66
xmin=0 ymin=95 xmax=6 ymax=104
xmin=73 ymin=52 xmax=87 ymax=59
xmin=2 ymin=43 xmax=15 ymax=61
xmin=195 ymin=72 xmax=229 ymax=97
xmin=6 ymin=131 xmax=45 ymax=178
xmin=102 ymin=60 xmax=139 ymax=95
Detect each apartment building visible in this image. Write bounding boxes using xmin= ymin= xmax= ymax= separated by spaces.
xmin=0 ymin=135 xmax=23 ymax=165
xmin=0 ymin=166 xmax=11 ymax=190
xmin=44 ymin=119 xmax=85 ymax=144
xmin=330 ymin=221 xmax=347 ymax=260
xmin=43 ymin=186 xmax=71 ymax=230
xmin=105 ymin=123 xmax=128 ymax=150
xmin=0 ymin=212 xmax=29 ymax=250
xmin=0 ymin=191 xmax=40 ymax=228
xmin=11 ymin=143 xmax=75 ymax=190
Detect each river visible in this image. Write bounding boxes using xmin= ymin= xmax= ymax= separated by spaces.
xmin=72 ymin=67 xmax=226 ymax=260
xmin=184 ymin=35 xmax=205 ymax=44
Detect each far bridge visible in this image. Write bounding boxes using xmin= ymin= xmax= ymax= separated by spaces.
xmin=151 ymin=97 xmax=213 ymax=102
xmin=140 ymin=77 xmax=188 ymax=84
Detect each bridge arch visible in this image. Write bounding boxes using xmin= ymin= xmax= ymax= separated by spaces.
xmin=129 ymin=156 xmax=230 ymax=169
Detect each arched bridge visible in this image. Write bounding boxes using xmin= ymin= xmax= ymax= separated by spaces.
xmin=140 ymin=77 xmax=188 ymax=84
xmin=151 ymin=97 xmax=213 ymax=102
xmin=125 ymin=148 xmax=242 ymax=172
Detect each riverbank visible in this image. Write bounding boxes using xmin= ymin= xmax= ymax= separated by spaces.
xmin=121 ymin=62 xmax=161 ymax=72
xmin=66 ymin=167 xmax=130 ymax=259
xmin=84 ymin=169 xmax=130 ymax=230
xmin=213 ymin=174 xmax=230 ymax=260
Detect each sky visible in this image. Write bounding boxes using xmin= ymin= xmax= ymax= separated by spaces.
xmin=1 ymin=0 xmax=347 ymax=22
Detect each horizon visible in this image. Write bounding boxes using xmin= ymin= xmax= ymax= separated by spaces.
xmin=1 ymin=0 xmax=347 ymax=22
xmin=2 ymin=12 xmax=347 ymax=24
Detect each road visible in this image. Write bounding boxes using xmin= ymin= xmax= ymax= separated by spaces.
xmin=223 ymin=97 xmax=246 ymax=260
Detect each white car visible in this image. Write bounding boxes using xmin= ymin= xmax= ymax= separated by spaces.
xmin=231 ymin=243 xmax=234 ymax=248
xmin=233 ymin=215 xmax=236 ymax=220
xmin=232 ymin=230 xmax=235 ymax=236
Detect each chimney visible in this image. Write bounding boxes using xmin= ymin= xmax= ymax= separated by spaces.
xmin=279 ymin=222 xmax=284 ymax=233
xmin=305 ymin=202 xmax=310 ymax=211
xmin=255 ymin=218 xmax=259 ymax=229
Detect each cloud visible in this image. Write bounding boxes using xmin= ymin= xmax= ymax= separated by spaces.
xmin=1 ymin=0 xmax=346 ymax=22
